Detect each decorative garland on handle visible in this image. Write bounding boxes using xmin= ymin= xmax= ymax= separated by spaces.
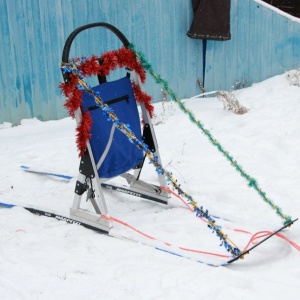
xmin=128 ymin=44 xmax=292 ymax=226
xmin=60 ymin=58 xmax=242 ymax=259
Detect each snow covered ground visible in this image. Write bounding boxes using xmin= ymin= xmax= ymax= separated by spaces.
xmin=1 ymin=72 xmax=300 ymax=299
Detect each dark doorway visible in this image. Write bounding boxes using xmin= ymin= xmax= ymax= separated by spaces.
xmin=263 ymin=1 xmax=300 ymax=18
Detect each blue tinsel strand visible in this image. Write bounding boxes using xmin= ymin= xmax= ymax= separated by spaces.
xmin=60 ymin=60 xmax=242 ymax=259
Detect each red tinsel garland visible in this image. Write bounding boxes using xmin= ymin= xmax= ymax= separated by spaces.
xmin=59 ymin=47 xmax=154 ymax=156
xmin=76 ymin=111 xmax=92 ymax=157
xmin=132 ymin=82 xmax=154 ymax=119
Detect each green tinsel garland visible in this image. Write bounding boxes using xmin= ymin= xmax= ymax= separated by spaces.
xmin=129 ymin=44 xmax=292 ymax=225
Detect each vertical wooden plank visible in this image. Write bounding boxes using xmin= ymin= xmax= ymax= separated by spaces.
xmin=236 ymin=0 xmax=250 ymax=88
xmin=204 ymin=40 xmax=215 ymax=92
xmin=22 ymin=0 xmax=41 ymax=120
xmin=148 ymin=0 xmax=161 ymax=98
xmin=184 ymin=0 xmax=204 ymax=97
xmin=6 ymin=0 xmax=33 ymax=123
xmin=160 ymin=0 xmax=174 ymax=99
xmin=224 ymin=0 xmax=239 ymax=89
xmin=205 ymin=0 xmax=239 ymax=92
xmin=272 ymin=13 xmax=284 ymax=75
xmin=284 ymin=19 xmax=294 ymax=71
xmin=24 ymin=0 xmax=59 ymax=121
xmin=146 ymin=0 xmax=166 ymax=101
xmin=0 ymin=0 xmax=14 ymax=123
xmin=285 ymin=20 xmax=296 ymax=71
xmin=281 ymin=17 xmax=294 ymax=73
xmin=259 ymin=4 xmax=273 ymax=81
xmin=36 ymin=0 xmax=56 ymax=120
xmin=52 ymin=0 xmax=69 ymax=119
xmin=292 ymin=21 xmax=300 ymax=67
xmin=249 ymin=1 xmax=262 ymax=84
xmin=213 ymin=41 xmax=227 ymax=91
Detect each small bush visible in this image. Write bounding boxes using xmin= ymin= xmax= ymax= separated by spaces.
xmin=286 ymin=69 xmax=300 ymax=87
xmin=216 ymin=91 xmax=248 ymax=115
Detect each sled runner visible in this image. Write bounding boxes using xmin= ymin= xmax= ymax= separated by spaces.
xmin=61 ymin=23 xmax=169 ymax=233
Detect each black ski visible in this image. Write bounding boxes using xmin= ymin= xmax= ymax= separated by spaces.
xmin=0 ymin=201 xmax=226 ymax=267
xmin=20 ymin=166 xmax=168 ymax=204
xmin=101 ymin=183 xmax=168 ymax=204
xmin=0 ymin=201 xmax=109 ymax=234
xmin=227 ymin=218 xmax=298 ymax=264
xmin=1 ymin=201 xmax=297 ymax=267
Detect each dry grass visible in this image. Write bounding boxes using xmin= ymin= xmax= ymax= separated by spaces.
xmin=153 ymin=89 xmax=175 ymax=125
xmin=216 ymin=91 xmax=248 ymax=115
xmin=197 ymin=78 xmax=248 ymax=115
xmin=197 ymin=78 xmax=206 ymax=93
xmin=286 ymin=69 xmax=300 ymax=86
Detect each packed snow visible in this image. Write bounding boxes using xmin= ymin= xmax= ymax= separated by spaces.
xmin=1 ymin=71 xmax=300 ymax=299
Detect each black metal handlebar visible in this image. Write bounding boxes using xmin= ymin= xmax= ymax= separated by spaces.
xmin=61 ymin=22 xmax=130 ymax=83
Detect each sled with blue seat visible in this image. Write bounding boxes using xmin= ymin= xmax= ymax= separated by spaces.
xmin=61 ymin=23 xmax=169 ymax=233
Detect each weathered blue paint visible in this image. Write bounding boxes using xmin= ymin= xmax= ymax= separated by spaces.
xmin=0 ymin=0 xmax=300 ymax=124
xmin=205 ymin=0 xmax=300 ymax=91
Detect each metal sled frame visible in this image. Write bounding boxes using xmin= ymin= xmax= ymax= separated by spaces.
xmin=61 ymin=23 xmax=170 ymax=233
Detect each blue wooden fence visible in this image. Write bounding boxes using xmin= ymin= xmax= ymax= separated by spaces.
xmin=1 ymin=0 xmax=300 ymax=124
xmin=205 ymin=0 xmax=300 ymax=91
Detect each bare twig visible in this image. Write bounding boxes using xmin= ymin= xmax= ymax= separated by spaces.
xmin=216 ymin=91 xmax=248 ymax=115
xmin=197 ymin=78 xmax=206 ymax=93
xmin=286 ymin=69 xmax=300 ymax=86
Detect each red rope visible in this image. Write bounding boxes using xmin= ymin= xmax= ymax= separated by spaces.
xmin=241 ymin=230 xmax=300 ymax=252
xmin=162 ymin=186 xmax=300 ymax=253
xmin=100 ymin=214 xmax=230 ymax=258
xmin=99 ymin=194 xmax=300 ymax=261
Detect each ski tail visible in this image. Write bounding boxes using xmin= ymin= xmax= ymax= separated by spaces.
xmin=227 ymin=218 xmax=298 ymax=264
xmin=20 ymin=165 xmax=73 ymax=180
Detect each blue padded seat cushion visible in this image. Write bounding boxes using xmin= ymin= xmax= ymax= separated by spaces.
xmin=81 ymin=77 xmax=144 ymax=178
